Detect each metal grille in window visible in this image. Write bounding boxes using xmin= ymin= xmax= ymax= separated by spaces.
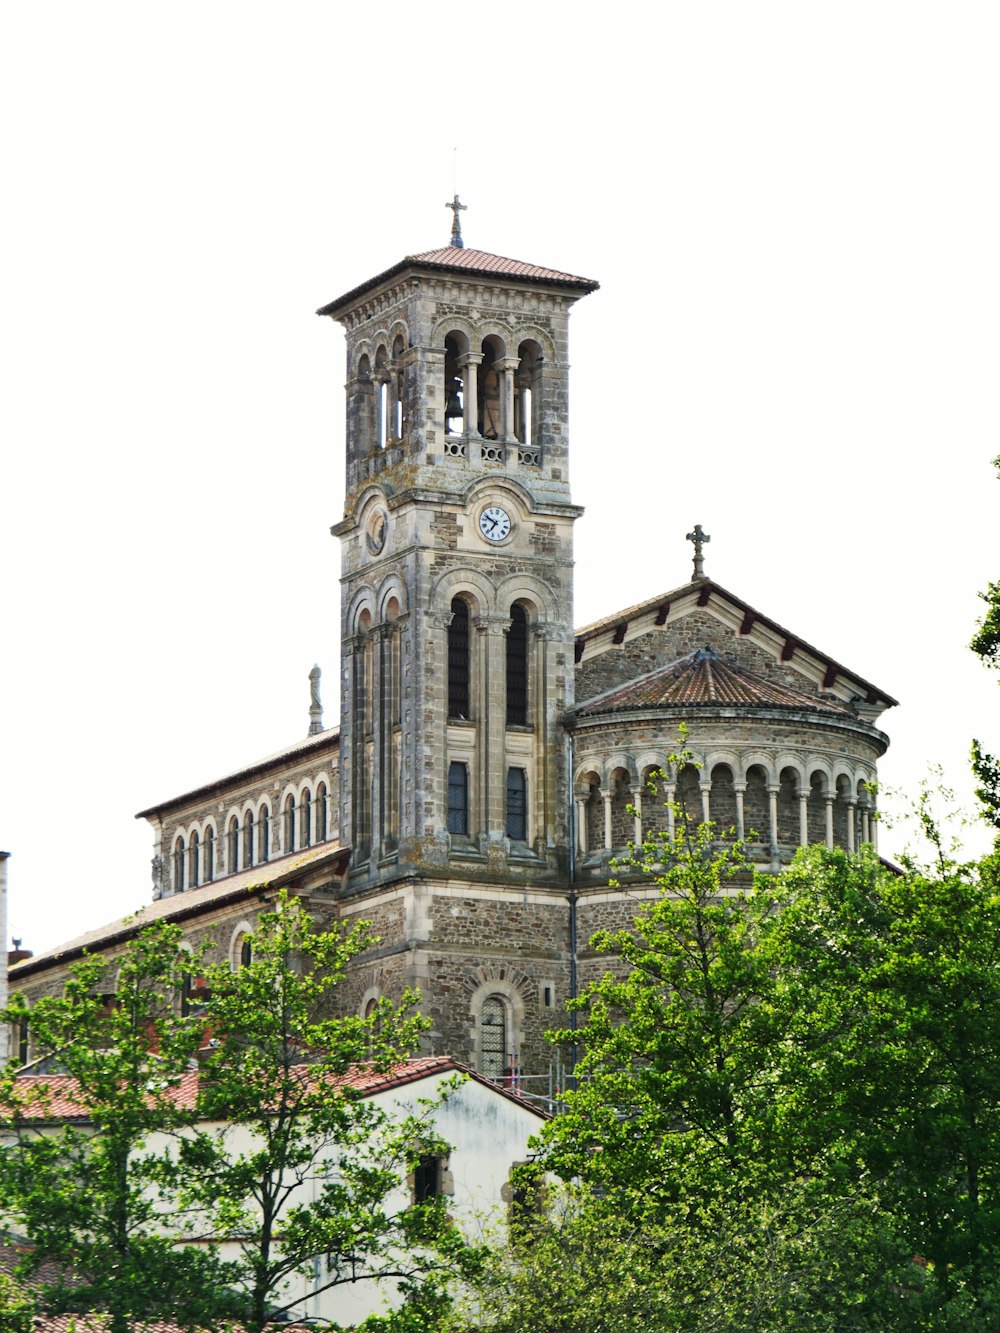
xmin=480 ymin=996 xmax=507 ymax=1080
xmin=447 ymin=762 xmax=468 ymax=836
xmin=448 ymin=598 xmax=470 ymax=719
xmin=506 ymin=768 xmax=527 ymax=841
xmin=506 ymin=604 xmax=528 ymax=725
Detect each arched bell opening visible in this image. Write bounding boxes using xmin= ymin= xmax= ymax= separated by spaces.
xmin=443 ymin=332 xmax=469 ymax=437
xmin=808 ymin=771 xmax=829 ymax=846
xmin=478 ymin=335 xmax=506 ymax=440
xmin=515 ymin=339 xmax=543 ymax=452
xmin=583 ymin=772 xmax=603 ymax=854
xmin=609 ymin=767 xmax=633 ymax=849
xmin=391 ymin=333 xmax=406 ymax=439
xmin=834 ymin=774 xmax=853 ymax=848
xmin=641 ymin=765 xmax=671 ymax=841
xmin=675 ymin=763 xmax=703 ymax=836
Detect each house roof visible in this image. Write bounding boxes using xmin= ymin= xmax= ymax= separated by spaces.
xmin=317 ymin=247 xmax=599 ymax=318
xmin=577 ymin=648 xmax=853 ymax=717
xmin=2 ymin=1057 xmax=548 ymax=1125
xmin=8 ymin=844 xmax=349 ymax=981
xmin=574 ymin=578 xmax=898 ymax=709
xmin=135 ymin=726 xmax=339 ymax=821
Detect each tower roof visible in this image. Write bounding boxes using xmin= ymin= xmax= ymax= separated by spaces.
xmin=317 ymin=247 xmax=599 ymax=319
xmin=576 ymin=648 xmax=852 ymax=718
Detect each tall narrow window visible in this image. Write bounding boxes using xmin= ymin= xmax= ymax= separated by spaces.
xmin=480 ymin=996 xmax=507 ymax=1080
xmin=173 ymin=838 xmax=186 ymax=893
xmin=316 ymin=783 xmax=328 ymax=842
xmin=300 ymin=789 xmax=312 ymax=848
xmin=448 ymin=598 xmax=470 ymax=719
xmin=240 ymin=936 xmax=253 ymax=969
xmin=243 ymin=810 xmax=255 ymax=869
xmin=284 ymin=796 xmax=296 ymax=853
xmin=447 ymin=762 xmax=469 ymax=836
xmin=506 ymin=604 xmax=528 ymax=726
xmin=258 ymin=805 xmax=270 ymax=863
xmin=413 ymin=1155 xmax=442 ymax=1204
xmin=204 ymin=826 xmax=215 ymax=883
xmin=188 ymin=831 xmax=200 ymax=888
xmin=506 ymin=768 xmax=527 ymax=842
xmin=228 ymin=817 xmax=240 ymax=873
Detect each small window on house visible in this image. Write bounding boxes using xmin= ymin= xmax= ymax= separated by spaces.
xmin=413 ymin=1155 xmax=442 ymax=1204
xmin=204 ymin=826 xmax=215 ymax=883
xmin=173 ymin=838 xmax=186 ymax=893
xmin=284 ymin=795 xmax=296 ymax=853
xmin=228 ymin=817 xmax=240 ymax=873
xmin=506 ymin=768 xmax=527 ymax=842
xmin=243 ymin=810 xmax=255 ymax=869
xmin=447 ymin=762 xmax=469 ymax=836
xmin=300 ymin=789 xmax=312 ymax=848
xmin=506 ymin=604 xmax=528 ymax=726
xmin=448 ymin=598 xmax=470 ymax=719
xmin=258 ymin=805 xmax=270 ymax=863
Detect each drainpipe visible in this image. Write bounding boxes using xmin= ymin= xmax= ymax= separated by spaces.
xmin=566 ymin=734 xmax=578 ymax=1092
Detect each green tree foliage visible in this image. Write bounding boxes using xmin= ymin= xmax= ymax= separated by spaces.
xmin=179 ymin=892 xmax=475 ymax=1333
xmin=971 ymin=456 xmax=1000 ymax=828
xmin=0 ymin=922 xmax=235 ymax=1333
xmin=0 ymin=1271 xmax=36 ymax=1333
xmin=476 ymin=792 xmax=1000 ymax=1330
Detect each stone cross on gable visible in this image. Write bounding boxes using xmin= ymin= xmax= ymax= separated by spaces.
xmin=686 ymin=524 xmax=711 ymax=580
xmin=446 ymin=194 xmax=467 ymax=249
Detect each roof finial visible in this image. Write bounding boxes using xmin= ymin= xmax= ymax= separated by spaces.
xmin=446 ymin=194 xmax=467 ymax=249
xmin=308 ymin=664 xmax=323 ymax=736
xmin=686 ymin=524 xmax=711 ymax=580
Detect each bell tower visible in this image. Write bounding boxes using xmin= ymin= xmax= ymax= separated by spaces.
xmin=318 ymin=220 xmax=598 ymax=891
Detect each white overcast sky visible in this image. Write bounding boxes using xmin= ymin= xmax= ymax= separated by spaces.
xmin=2 ymin=3 xmax=998 ymax=954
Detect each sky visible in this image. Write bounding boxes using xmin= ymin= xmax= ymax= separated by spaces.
xmin=2 ymin=3 xmax=998 ymax=955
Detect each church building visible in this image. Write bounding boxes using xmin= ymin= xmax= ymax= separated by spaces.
xmin=8 ymin=212 xmax=897 ymax=1093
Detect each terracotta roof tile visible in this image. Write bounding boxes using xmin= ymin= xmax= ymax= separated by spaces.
xmin=577 ymin=649 xmax=850 ymax=717
xmin=2 ymin=1057 xmax=548 ymax=1124
xmin=318 ymin=248 xmax=598 ymax=317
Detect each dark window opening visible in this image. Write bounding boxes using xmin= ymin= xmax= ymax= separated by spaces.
xmin=506 ymin=604 xmax=528 ymax=726
xmin=204 ymin=827 xmax=215 ymax=882
xmin=258 ymin=806 xmax=270 ymax=863
xmin=448 ymin=598 xmax=470 ymax=718
xmin=447 ymin=762 xmax=469 ymax=836
xmin=228 ymin=818 xmax=240 ymax=873
xmin=17 ymin=1020 xmax=28 ymax=1066
xmin=506 ymin=768 xmax=527 ymax=841
xmin=414 ymin=1155 xmax=442 ymax=1204
xmin=240 ymin=937 xmax=253 ymax=969
xmin=284 ymin=797 xmax=296 ymax=854
xmin=243 ymin=811 xmax=255 ymax=869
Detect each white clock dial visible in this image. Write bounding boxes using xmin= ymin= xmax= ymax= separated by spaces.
xmin=479 ymin=505 xmax=512 ymax=543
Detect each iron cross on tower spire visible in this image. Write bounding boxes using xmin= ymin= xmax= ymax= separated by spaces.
xmin=686 ymin=524 xmax=711 ymax=580
xmin=446 ymin=194 xmax=467 ymax=249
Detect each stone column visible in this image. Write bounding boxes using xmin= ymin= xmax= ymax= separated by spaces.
xmin=457 ymin=353 xmax=481 ymax=437
xmin=846 ymin=799 xmax=856 ymax=853
xmin=665 ymin=783 xmax=676 ymax=841
xmin=734 ymin=783 xmax=746 ymax=841
xmin=576 ymin=797 xmax=588 ymax=855
xmin=632 ymin=788 xmax=643 ymax=847
xmin=603 ymin=790 xmax=613 ymax=851
xmin=700 ymin=780 xmax=712 ymax=828
xmin=870 ymin=806 xmax=878 ymax=853
xmin=824 ymin=794 xmax=835 ymax=850
xmin=499 ymin=357 xmax=519 ymax=441
xmin=767 ymin=785 xmax=780 ymax=854
xmin=861 ymin=805 xmax=870 ymax=846
xmin=799 ymin=789 xmax=809 ymax=847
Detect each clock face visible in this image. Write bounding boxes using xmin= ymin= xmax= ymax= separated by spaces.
xmin=479 ymin=505 xmax=512 ymax=543
xmin=366 ymin=510 xmax=388 ymax=555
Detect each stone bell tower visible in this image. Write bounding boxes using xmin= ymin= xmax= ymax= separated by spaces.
xmin=318 ymin=212 xmax=598 ymax=893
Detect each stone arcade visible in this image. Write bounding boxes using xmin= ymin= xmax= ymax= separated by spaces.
xmin=8 ymin=222 xmax=896 ymax=1096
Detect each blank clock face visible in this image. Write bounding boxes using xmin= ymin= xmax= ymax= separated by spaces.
xmin=479 ymin=505 xmax=512 ymax=542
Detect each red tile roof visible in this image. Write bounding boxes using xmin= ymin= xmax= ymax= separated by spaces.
xmin=2 ymin=1056 xmax=548 ymax=1124
xmin=317 ymin=248 xmax=599 ymax=318
xmin=577 ymin=649 xmax=851 ymax=717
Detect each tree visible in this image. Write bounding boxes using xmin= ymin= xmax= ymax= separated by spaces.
xmin=178 ymin=892 xmax=476 ymax=1332
xmin=500 ymin=779 xmax=1000 ymax=1329
xmin=0 ymin=921 xmax=235 ymax=1333
xmin=971 ymin=455 xmax=1000 ymax=828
